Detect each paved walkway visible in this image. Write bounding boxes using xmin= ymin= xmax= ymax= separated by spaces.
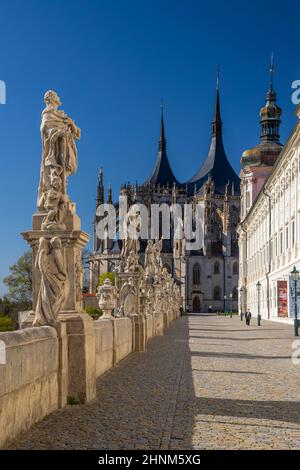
xmin=8 ymin=315 xmax=300 ymax=450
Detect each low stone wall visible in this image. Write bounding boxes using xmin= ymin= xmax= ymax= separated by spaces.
xmin=114 ymin=317 xmax=133 ymax=364
xmin=0 ymin=327 xmax=59 ymax=449
xmin=0 ymin=309 xmax=180 ymax=448
xmin=145 ymin=313 xmax=154 ymax=341
xmin=94 ymin=317 xmax=133 ymax=378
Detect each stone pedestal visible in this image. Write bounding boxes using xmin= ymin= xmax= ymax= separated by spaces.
xmin=21 ymin=211 xmax=95 ymax=403
xmin=62 ymin=313 xmax=96 ymax=403
xmin=154 ymin=313 xmax=164 ymax=336
xmin=56 ymin=321 xmax=68 ymax=408
xmin=131 ymin=314 xmax=146 ymax=352
xmin=163 ymin=311 xmax=169 ymax=331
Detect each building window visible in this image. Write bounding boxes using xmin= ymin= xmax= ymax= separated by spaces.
xmin=292 ymin=220 xmax=295 ymax=246
xmin=280 ymin=231 xmax=283 ymax=254
xmin=214 ymin=261 xmax=220 ymax=274
xmin=233 ymin=262 xmax=238 ymax=275
xmin=193 ymin=263 xmax=201 ymax=285
xmin=286 ymin=226 xmax=289 ymax=250
xmin=213 ymin=286 xmax=221 ymax=300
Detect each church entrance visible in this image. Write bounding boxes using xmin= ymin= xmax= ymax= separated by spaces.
xmin=192 ymin=296 xmax=201 ymax=312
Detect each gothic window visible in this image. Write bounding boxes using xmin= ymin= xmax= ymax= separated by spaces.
xmin=233 ymin=262 xmax=238 ymax=275
xmin=213 ymin=286 xmax=221 ymax=300
xmin=214 ymin=261 xmax=220 ymax=274
xmin=193 ymin=263 xmax=201 ymax=285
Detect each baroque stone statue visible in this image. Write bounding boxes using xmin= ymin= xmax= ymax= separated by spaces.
xmin=119 ymin=277 xmax=137 ymax=316
xmin=37 ymin=90 xmax=81 ymax=230
xmin=144 ymin=240 xmax=156 ymax=275
xmin=121 ymin=208 xmax=141 ymax=260
xmin=33 ymin=236 xmax=68 ymax=327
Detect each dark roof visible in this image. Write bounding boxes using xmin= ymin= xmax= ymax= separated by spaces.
xmin=143 ymin=110 xmax=180 ymax=187
xmin=186 ymin=88 xmax=240 ymax=195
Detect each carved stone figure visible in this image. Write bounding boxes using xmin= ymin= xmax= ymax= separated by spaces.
xmin=119 ymin=277 xmax=137 ymax=316
xmin=121 ymin=208 xmax=141 ymax=260
xmin=37 ymin=90 xmax=81 ymax=230
xmin=153 ymin=239 xmax=163 ymax=274
xmin=33 ymin=236 xmax=68 ymax=327
xmin=125 ymin=250 xmax=143 ymax=273
xmin=144 ymin=240 xmax=156 ymax=274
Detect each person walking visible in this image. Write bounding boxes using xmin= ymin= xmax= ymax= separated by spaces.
xmin=245 ymin=311 xmax=252 ymax=326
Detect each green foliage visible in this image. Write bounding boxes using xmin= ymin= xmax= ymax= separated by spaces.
xmin=0 ymin=315 xmax=14 ymax=332
xmin=3 ymin=251 xmax=33 ymax=309
xmin=217 ymin=311 xmax=238 ymax=316
xmin=67 ymin=395 xmax=80 ymax=405
xmin=98 ymin=272 xmax=115 ymax=287
xmin=84 ymin=306 xmax=103 ymax=320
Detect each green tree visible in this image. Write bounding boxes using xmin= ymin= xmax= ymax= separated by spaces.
xmin=98 ymin=272 xmax=115 ymax=287
xmin=0 ymin=315 xmax=14 ymax=332
xmin=3 ymin=251 xmax=33 ymax=309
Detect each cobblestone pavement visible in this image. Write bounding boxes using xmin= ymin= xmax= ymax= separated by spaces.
xmin=8 ymin=315 xmax=300 ymax=450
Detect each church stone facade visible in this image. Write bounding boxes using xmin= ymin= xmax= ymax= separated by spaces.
xmin=89 ymin=84 xmax=240 ymax=312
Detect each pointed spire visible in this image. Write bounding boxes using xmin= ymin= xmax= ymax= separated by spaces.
xmin=107 ymin=183 xmax=112 ymax=204
xmin=96 ymin=166 xmax=104 ymax=206
xmin=159 ymin=100 xmax=166 ymax=152
xmin=186 ymin=71 xmax=240 ymax=195
xmin=143 ymin=103 xmax=179 ymax=187
xmin=260 ymin=54 xmax=281 ymax=144
xmin=212 ymin=65 xmax=222 ymax=136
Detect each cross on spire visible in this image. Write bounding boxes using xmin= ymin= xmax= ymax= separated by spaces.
xmin=270 ymin=52 xmax=274 ymax=90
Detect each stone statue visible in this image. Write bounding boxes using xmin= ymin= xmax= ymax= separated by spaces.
xmin=119 ymin=277 xmax=137 ymax=316
xmin=121 ymin=208 xmax=141 ymax=260
xmin=37 ymin=90 xmax=81 ymax=230
xmin=33 ymin=236 xmax=68 ymax=327
xmin=153 ymin=239 xmax=163 ymax=274
xmin=124 ymin=250 xmax=140 ymax=273
xmin=144 ymin=240 xmax=156 ymax=275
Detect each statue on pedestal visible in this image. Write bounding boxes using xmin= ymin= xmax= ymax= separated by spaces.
xmin=121 ymin=208 xmax=141 ymax=260
xmin=37 ymin=90 xmax=81 ymax=230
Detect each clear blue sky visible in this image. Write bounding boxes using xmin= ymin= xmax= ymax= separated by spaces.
xmin=0 ymin=0 xmax=299 ymax=295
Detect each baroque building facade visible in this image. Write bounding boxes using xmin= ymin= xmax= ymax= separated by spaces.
xmin=238 ymin=70 xmax=300 ymax=323
xmin=89 ymin=83 xmax=240 ymax=312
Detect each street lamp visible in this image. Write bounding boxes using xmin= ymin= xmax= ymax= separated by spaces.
xmin=224 ymin=295 xmax=227 ymax=315
xmin=230 ymin=293 xmax=233 ymax=318
xmin=256 ymin=281 xmax=261 ymax=326
xmin=291 ymin=266 xmax=299 ymax=337
xmin=240 ymin=287 xmax=244 ymax=321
